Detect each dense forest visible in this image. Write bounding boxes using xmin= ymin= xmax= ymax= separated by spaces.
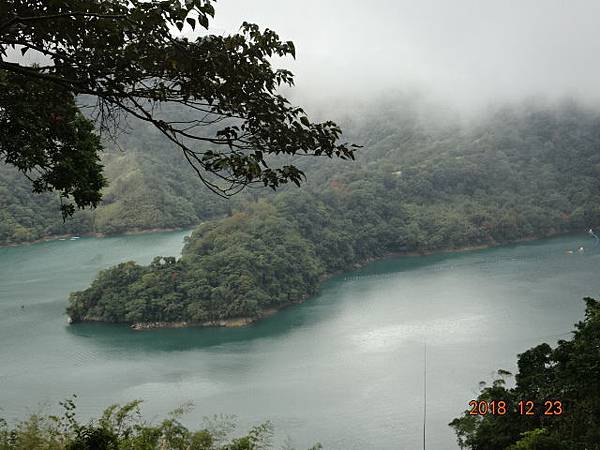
xmin=450 ymin=297 xmax=600 ymax=450
xmin=5 ymin=97 xmax=600 ymax=248
xmin=66 ymin=100 xmax=600 ymax=325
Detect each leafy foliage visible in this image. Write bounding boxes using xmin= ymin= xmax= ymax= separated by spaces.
xmin=0 ymin=0 xmax=355 ymax=211
xmin=0 ymin=398 xmax=320 ymax=450
xmin=450 ymin=298 xmax=600 ymax=450
xmin=0 ymin=69 xmax=106 ymax=217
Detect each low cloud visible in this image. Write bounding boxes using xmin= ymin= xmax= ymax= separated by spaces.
xmin=212 ymin=0 xmax=600 ymax=112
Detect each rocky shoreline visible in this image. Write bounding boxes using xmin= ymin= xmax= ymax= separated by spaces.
xmin=128 ymin=306 xmax=287 ymax=331
xmin=130 ymin=317 xmax=255 ymax=330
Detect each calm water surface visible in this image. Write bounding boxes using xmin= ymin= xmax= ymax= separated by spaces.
xmin=1 ymin=232 xmax=599 ymax=449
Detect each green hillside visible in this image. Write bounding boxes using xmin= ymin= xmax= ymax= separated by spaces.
xmin=67 ymin=101 xmax=600 ymax=325
xmin=0 ymin=124 xmax=230 ymax=245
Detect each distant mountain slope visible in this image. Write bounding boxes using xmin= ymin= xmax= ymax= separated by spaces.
xmin=0 ymin=127 xmax=230 ymax=245
xmin=3 ymin=97 xmax=600 ymax=247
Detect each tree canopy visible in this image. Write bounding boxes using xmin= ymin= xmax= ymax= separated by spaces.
xmin=0 ymin=0 xmax=356 ymax=216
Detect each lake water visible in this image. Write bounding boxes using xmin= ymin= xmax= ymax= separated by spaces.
xmin=1 ymin=232 xmax=599 ymax=449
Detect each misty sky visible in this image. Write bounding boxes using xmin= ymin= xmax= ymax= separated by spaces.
xmin=208 ymin=0 xmax=600 ymax=110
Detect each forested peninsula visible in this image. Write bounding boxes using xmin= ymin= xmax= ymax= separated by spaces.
xmin=66 ymin=101 xmax=600 ymax=327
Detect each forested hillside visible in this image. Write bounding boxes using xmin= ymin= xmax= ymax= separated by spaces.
xmin=0 ymin=122 xmax=230 ymax=245
xmin=67 ymin=101 xmax=600 ymax=326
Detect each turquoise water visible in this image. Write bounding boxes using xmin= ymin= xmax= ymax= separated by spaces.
xmin=0 ymin=232 xmax=599 ymax=449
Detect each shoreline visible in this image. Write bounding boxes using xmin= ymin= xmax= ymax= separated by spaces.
xmin=117 ymin=230 xmax=582 ymax=332
xmin=0 ymin=226 xmax=196 ymax=249
xmin=129 ymin=307 xmax=283 ymax=331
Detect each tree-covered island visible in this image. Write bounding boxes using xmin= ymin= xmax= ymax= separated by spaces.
xmin=67 ymin=103 xmax=600 ymax=328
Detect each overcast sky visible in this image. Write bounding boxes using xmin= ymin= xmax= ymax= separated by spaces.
xmin=208 ymin=0 xmax=600 ymax=111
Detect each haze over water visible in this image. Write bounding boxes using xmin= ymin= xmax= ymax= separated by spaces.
xmin=0 ymin=232 xmax=599 ymax=449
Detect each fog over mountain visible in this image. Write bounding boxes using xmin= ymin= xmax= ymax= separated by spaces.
xmin=209 ymin=0 xmax=600 ymax=113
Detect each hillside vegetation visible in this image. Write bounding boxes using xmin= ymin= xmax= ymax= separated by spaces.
xmin=67 ymin=101 xmax=600 ymax=325
xmin=0 ymin=123 xmax=230 ymax=244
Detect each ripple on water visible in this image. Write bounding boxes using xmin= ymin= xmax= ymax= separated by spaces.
xmin=353 ymin=313 xmax=489 ymax=352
